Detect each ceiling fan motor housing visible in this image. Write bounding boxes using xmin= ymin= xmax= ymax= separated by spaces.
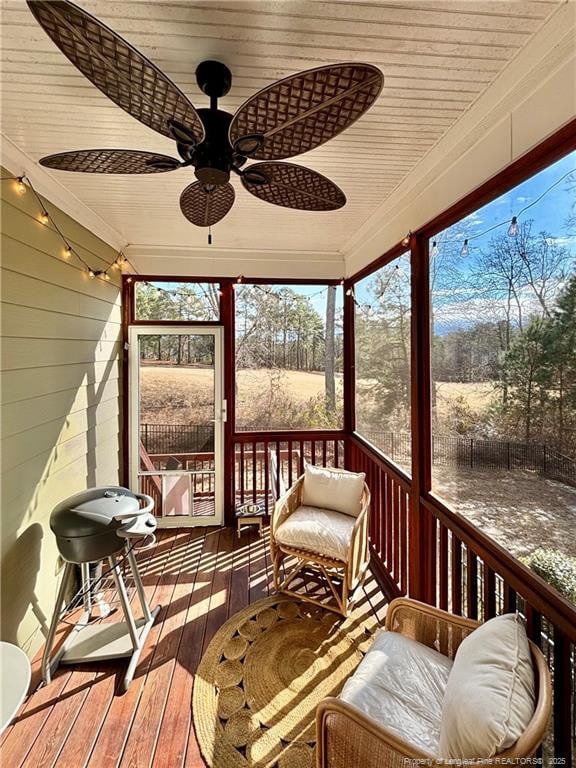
xmin=194 ymin=108 xmax=234 ymax=186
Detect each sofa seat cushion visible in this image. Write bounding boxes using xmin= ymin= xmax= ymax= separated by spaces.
xmin=340 ymin=630 xmax=453 ymax=755
xmin=274 ymin=506 xmax=355 ymax=562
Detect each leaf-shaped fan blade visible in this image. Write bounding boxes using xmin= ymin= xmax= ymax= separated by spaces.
xmin=229 ymin=63 xmax=383 ymax=161
xmin=39 ymin=149 xmax=181 ymax=173
xmin=27 ymin=1 xmax=204 ymax=144
xmin=180 ymin=182 xmax=235 ymax=227
xmin=241 ymin=163 xmax=345 ymax=211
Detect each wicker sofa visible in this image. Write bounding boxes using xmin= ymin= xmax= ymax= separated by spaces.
xmin=317 ymin=598 xmax=552 ymax=767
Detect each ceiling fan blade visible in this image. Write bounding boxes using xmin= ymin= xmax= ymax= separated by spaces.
xmin=27 ymin=1 xmax=205 ymax=144
xmin=241 ymin=162 xmax=345 ymax=211
xmin=180 ymin=182 xmax=235 ymax=227
xmin=229 ymin=63 xmax=383 ymax=161
xmin=39 ymin=149 xmax=181 ymax=173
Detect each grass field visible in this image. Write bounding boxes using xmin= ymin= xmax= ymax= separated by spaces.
xmin=140 ymin=364 xmax=494 ymax=424
xmin=140 ymin=365 xmax=344 ymax=424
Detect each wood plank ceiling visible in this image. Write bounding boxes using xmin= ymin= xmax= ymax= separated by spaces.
xmin=0 ymin=0 xmax=563 ymax=256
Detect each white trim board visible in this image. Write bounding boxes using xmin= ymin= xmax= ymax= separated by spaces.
xmin=126 ymin=245 xmax=345 ymax=279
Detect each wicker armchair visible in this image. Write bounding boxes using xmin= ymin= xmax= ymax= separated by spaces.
xmin=270 ymin=470 xmax=370 ymax=616
xmin=317 ymin=598 xmax=552 ymax=767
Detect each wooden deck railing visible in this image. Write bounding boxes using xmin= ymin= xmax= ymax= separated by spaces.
xmin=348 ymin=433 xmax=576 ymax=765
xmin=233 ymin=430 xmax=345 ymax=514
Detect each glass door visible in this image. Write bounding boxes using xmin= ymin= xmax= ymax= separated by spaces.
xmin=129 ymin=326 xmax=224 ymax=526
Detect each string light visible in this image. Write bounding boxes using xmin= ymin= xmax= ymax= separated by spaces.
xmin=460 ymin=239 xmax=469 ymax=257
xmin=236 ymin=275 xmax=243 ymax=284
xmin=508 ymin=216 xmax=518 ymax=237
xmin=431 ymin=241 xmax=439 ymax=258
xmin=0 ymin=172 xmax=136 ymax=280
xmin=346 ymin=287 xmax=354 ymax=297
xmin=401 ymin=231 xmax=411 ymax=247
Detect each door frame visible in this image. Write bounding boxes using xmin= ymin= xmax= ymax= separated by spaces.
xmin=128 ymin=324 xmax=225 ymax=527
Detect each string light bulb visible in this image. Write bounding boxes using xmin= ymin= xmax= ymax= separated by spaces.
xmin=88 ymin=269 xmax=96 ymax=279
xmin=402 ymin=231 xmax=411 ymax=247
xmin=431 ymin=241 xmax=439 ymax=258
xmin=346 ymin=287 xmax=354 ymax=297
xmin=508 ymin=216 xmax=518 ymax=237
xmin=103 ymin=271 xmax=110 ymax=281
xmin=63 ymin=244 xmax=72 ymax=259
xmin=460 ymin=239 xmax=469 ymax=257
xmin=126 ymin=277 xmax=133 ymax=283
xmin=236 ymin=275 xmax=243 ymax=284
xmin=39 ymin=210 xmax=49 ymax=225
xmin=15 ymin=177 xmax=26 ymax=195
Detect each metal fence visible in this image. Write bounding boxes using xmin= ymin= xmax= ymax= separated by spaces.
xmin=140 ymin=423 xmax=214 ymax=455
xmin=360 ymin=430 xmax=576 ymax=487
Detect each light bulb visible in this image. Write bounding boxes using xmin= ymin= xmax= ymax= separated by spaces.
xmin=103 ymin=272 xmax=111 ymax=281
xmin=126 ymin=277 xmax=133 ymax=283
xmin=339 ymin=278 xmax=345 ymax=285
xmin=236 ymin=276 xmax=243 ymax=284
xmin=431 ymin=241 xmax=439 ymax=258
xmin=346 ymin=287 xmax=354 ymax=297
xmin=402 ymin=232 xmax=411 ymax=247
xmin=460 ymin=239 xmax=469 ymax=257
xmin=15 ymin=177 xmax=26 ymax=195
xmin=40 ymin=210 xmax=49 ymax=225
xmin=63 ymin=245 xmax=72 ymax=258
xmin=508 ymin=216 xmax=518 ymax=237
xmin=88 ymin=269 xmax=95 ymax=279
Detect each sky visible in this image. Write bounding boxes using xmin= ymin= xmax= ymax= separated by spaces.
xmin=354 ymin=150 xmax=576 ymax=333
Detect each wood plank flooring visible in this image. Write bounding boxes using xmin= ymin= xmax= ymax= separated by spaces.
xmin=0 ymin=527 xmax=388 ymax=768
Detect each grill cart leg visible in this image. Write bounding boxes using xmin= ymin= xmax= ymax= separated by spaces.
xmin=42 ymin=561 xmax=75 ymax=685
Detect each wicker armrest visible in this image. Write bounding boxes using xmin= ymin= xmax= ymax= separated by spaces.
xmin=347 ymin=485 xmax=370 ymax=587
xmin=385 ymin=598 xmax=479 ymax=659
xmin=316 ymin=697 xmax=432 ymax=768
xmin=271 ymin=475 xmax=304 ymax=536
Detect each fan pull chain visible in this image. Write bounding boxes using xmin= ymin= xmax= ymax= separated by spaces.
xmin=208 ymin=225 xmax=212 ymax=245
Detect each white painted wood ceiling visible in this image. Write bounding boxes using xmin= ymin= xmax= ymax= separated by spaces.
xmin=0 ymin=0 xmax=564 ymax=256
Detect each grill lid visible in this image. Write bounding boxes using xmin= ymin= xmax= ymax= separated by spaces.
xmin=51 ymin=487 xmax=140 ymax=539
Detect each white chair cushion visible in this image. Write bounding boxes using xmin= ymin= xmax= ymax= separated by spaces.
xmin=341 ymin=630 xmax=452 ymax=755
xmin=302 ymin=465 xmax=365 ymax=517
xmin=274 ymin=506 xmax=355 ymax=562
xmin=439 ymin=613 xmax=535 ymax=760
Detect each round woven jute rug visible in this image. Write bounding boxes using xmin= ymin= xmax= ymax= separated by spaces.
xmin=193 ymin=595 xmax=376 ymax=768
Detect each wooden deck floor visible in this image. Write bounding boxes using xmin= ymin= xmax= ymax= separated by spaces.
xmin=0 ymin=527 xmax=387 ymax=768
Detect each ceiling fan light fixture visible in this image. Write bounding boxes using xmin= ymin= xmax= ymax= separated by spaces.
xmin=145 ymin=156 xmax=180 ymax=171
xmin=242 ymin=169 xmax=270 ymax=186
xmin=233 ymin=134 xmax=264 ymax=157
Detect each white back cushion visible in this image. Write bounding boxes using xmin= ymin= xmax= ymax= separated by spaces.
xmin=302 ymin=465 xmax=365 ymax=517
xmin=439 ymin=613 xmax=535 ymax=759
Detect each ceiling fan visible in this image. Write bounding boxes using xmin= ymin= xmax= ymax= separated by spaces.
xmin=27 ymin=0 xmax=384 ymax=234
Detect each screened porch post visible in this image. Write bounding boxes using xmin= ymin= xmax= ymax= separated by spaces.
xmin=221 ymin=279 xmax=236 ymax=526
xmin=408 ymin=234 xmax=432 ymax=601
